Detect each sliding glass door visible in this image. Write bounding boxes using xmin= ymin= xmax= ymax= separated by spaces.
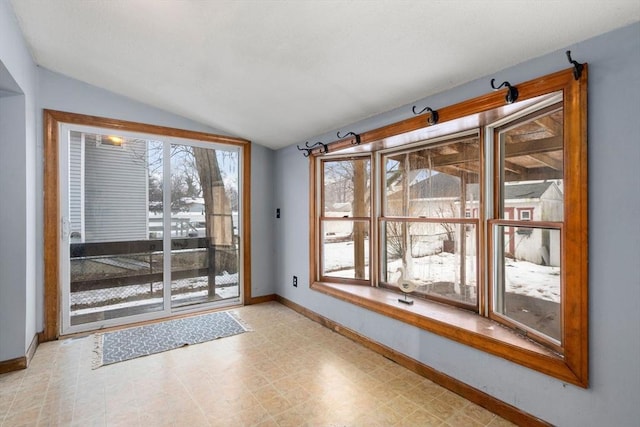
xmin=167 ymin=142 xmax=240 ymax=309
xmin=59 ymin=124 xmax=242 ymax=334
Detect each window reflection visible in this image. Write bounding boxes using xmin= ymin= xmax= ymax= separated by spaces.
xmin=494 ymin=225 xmax=561 ymax=342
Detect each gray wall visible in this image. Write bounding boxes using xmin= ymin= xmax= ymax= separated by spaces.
xmin=250 ymin=143 xmax=276 ymax=298
xmin=274 ymin=23 xmax=640 ymax=427
xmin=0 ymin=0 xmax=37 ymax=361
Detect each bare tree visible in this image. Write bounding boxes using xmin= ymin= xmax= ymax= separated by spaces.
xmin=146 ymin=142 xmax=237 ymax=298
xmin=193 ymin=147 xmax=236 ymax=297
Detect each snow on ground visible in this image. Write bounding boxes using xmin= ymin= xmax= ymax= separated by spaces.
xmin=503 ymin=258 xmax=560 ymax=303
xmin=324 ymin=241 xmax=560 ymax=303
xmin=387 ymin=253 xmax=476 ymax=286
xmin=73 ymin=236 xmax=561 ymax=319
xmin=323 ymin=240 xmax=369 ymax=273
xmin=71 ymin=272 xmax=239 ymax=316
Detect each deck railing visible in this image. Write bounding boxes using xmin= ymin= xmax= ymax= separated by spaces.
xmin=69 ymin=238 xmax=230 ymax=293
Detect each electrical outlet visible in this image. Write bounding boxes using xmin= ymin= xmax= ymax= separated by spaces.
xmin=293 ymin=276 xmax=298 ymax=287
xmin=276 ymin=208 xmax=281 ymax=218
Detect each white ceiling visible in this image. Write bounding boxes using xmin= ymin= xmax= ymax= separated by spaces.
xmin=8 ymin=0 xmax=640 ymax=149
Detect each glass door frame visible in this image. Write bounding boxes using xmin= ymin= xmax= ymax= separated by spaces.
xmin=43 ymin=110 xmax=251 ymax=338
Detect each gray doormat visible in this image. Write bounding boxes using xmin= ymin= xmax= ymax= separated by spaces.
xmin=92 ymin=311 xmax=250 ymax=368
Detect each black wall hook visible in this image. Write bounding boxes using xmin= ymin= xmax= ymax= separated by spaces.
xmin=566 ymin=50 xmax=584 ymax=80
xmin=297 ymin=141 xmax=328 ymax=158
xmin=490 ymin=79 xmax=519 ymax=104
xmin=412 ymin=106 xmax=439 ymax=125
xmin=336 ymin=131 xmax=361 ymax=145
xmin=296 ymin=145 xmax=312 ymax=157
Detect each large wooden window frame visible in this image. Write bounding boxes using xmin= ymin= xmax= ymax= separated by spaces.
xmin=43 ymin=110 xmax=253 ymax=341
xmin=310 ymin=68 xmax=588 ymax=387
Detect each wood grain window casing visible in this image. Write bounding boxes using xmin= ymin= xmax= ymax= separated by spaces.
xmin=318 ymin=156 xmax=373 ymax=285
xmin=309 ymin=67 xmax=588 ymax=387
xmin=489 ymin=101 xmax=567 ymax=352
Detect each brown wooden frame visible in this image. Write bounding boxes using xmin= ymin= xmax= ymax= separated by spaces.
xmin=43 ymin=110 xmax=252 ymax=341
xmin=488 ymin=220 xmax=564 ymax=353
xmin=309 ymin=67 xmax=588 ymax=387
xmin=317 ymin=156 xmax=373 ymax=284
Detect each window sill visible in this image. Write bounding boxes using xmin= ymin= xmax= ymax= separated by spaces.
xmin=311 ymin=281 xmax=583 ymax=385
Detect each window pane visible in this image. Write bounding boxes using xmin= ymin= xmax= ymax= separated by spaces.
xmin=384 ymin=136 xmax=480 ymax=218
xmin=323 ymin=158 xmax=370 ymax=217
xmin=69 ymin=137 xmax=164 ymax=326
xmin=322 ymin=220 xmax=369 ymax=280
xmin=499 ymin=104 xmax=564 ymax=222
xmin=170 ymin=145 xmax=240 ymax=308
xmin=382 ymin=221 xmax=477 ymax=305
xmin=494 ymin=225 xmax=561 ymax=342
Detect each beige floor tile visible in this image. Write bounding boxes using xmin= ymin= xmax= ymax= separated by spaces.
xmin=462 ymin=402 xmax=498 ymax=425
xmin=253 ymin=416 xmax=279 ymax=427
xmin=444 ymin=409 xmax=486 ymax=427
xmin=138 ymin=412 xmax=176 ymax=427
xmin=235 ymin=404 xmax=271 ymax=425
xmin=367 ymin=402 xmax=407 ymax=425
xmin=274 ymin=384 xmax=313 ymax=406
xmin=258 ymin=393 xmax=295 ymax=416
xmin=385 ymin=376 xmax=421 ymax=395
xmin=0 ymin=302 xmax=515 ymax=427
xmin=436 ymin=389 xmax=472 ymax=410
xmin=388 ymin=394 xmax=423 ymax=415
xmin=39 ymin=408 xmax=74 ymax=426
xmin=487 ymin=415 xmax=519 ymax=427
xmin=71 ymin=403 xmax=106 ymax=425
xmin=424 ymin=398 xmax=459 ymax=421
xmin=414 ymin=378 xmax=446 ymax=395
xmin=369 ymin=365 xmax=401 ymax=383
xmin=206 ymin=415 xmax=240 ymax=427
xmin=251 ymin=384 xmax=282 ymax=403
xmin=397 ymin=408 xmax=444 ymax=426
xmin=39 ymin=400 xmax=75 ymax=418
xmin=2 ymin=406 xmax=42 ymax=427
xmin=104 ymin=407 xmax=140 ymax=426
xmin=271 ymin=405 xmax=314 ymax=427
xmin=401 ymin=380 xmax=439 ymax=401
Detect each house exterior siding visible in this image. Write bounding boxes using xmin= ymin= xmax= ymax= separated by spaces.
xmin=69 ymin=131 xmax=83 ymax=241
xmin=83 ymin=136 xmax=148 ymax=242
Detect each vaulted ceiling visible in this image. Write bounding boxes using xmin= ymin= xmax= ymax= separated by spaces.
xmin=8 ymin=0 xmax=640 ymax=149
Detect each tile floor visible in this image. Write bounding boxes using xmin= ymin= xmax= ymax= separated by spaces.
xmin=0 ymin=302 xmax=516 ymax=426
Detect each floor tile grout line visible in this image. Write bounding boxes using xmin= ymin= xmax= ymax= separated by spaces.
xmin=173 ymin=365 xmax=214 ymax=427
